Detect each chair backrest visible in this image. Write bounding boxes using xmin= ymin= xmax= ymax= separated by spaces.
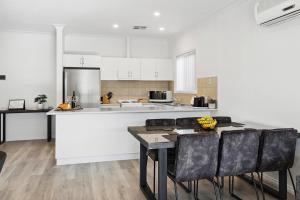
xmin=213 ymin=116 xmax=232 ymax=124
xmin=175 ymin=117 xmax=198 ymax=128
xmin=297 ymin=176 xmax=300 ymax=200
xmin=217 ymin=130 xmax=261 ymax=177
xmin=145 ymin=119 xmax=175 ymax=127
xmin=0 ymin=151 xmax=7 ymax=173
xmin=174 ymin=133 xmax=219 ymax=182
xmin=257 ymin=128 xmax=297 ymax=172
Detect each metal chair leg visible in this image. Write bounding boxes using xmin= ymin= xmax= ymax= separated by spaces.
xmin=251 ymin=173 xmax=260 ymax=200
xmin=153 ymin=161 xmax=156 ymax=196
xmin=193 ymin=180 xmax=199 ymax=200
xmin=257 ymin=172 xmax=265 ymax=200
xmin=216 ymin=177 xmax=224 ymax=200
xmin=212 ymin=179 xmax=220 ymax=200
xmin=229 ymin=176 xmax=243 ymax=200
xmin=174 ymin=181 xmax=178 ymax=200
xmin=288 ymin=168 xmax=296 ymax=197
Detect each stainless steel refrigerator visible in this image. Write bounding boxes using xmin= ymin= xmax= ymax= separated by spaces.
xmin=63 ymin=67 xmax=101 ymax=108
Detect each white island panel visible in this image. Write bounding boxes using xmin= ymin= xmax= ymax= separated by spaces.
xmin=53 ymin=108 xmax=216 ymax=165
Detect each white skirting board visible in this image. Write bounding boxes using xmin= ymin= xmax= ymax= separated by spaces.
xmin=56 ymin=153 xmax=139 ymax=165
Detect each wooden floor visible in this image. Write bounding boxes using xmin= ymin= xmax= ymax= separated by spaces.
xmin=0 ymin=140 xmax=293 ymax=200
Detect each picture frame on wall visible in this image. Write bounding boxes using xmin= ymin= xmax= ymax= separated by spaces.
xmin=8 ymin=99 xmax=25 ymax=110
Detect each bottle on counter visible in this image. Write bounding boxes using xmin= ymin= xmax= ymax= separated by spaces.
xmin=71 ymin=91 xmax=76 ymax=108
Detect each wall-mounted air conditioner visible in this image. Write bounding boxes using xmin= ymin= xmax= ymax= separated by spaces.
xmin=255 ymin=0 xmax=300 ymax=26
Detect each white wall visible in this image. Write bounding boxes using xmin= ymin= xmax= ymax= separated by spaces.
xmin=65 ymin=34 xmax=170 ymax=58
xmin=0 ymin=30 xmax=170 ymax=141
xmin=0 ymin=31 xmax=56 ymax=140
xmin=170 ymin=0 xmax=300 ymax=192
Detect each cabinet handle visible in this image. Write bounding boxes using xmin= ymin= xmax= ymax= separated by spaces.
xmin=80 ymin=57 xmax=85 ymax=67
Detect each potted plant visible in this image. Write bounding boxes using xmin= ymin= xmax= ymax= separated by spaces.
xmin=34 ymin=94 xmax=47 ymax=109
xmin=208 ymin=98 xmax=217 ymax=109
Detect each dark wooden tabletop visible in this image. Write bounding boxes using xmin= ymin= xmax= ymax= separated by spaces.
xmin=128 ymin=122 xmax=300 ymax=150
xmin=0 ymin=108 xmax=52 ymax=114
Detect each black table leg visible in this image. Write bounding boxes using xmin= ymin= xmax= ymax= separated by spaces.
xmin=0 ymin=113 xmax=2 ymax=144
xmin=140 ymin=144 xmax=148 ymax=187
xmin=2 ymin=113 xmax=6 ymax=144
xmin=47 ymin=115 xmax=51 ymax=142
xmin=139 ymin=144 xmax=155 ymax=200
xmin=158 ymin=148 xmax=167 ymax=200
xmin=279 ymin=170 xmax=288 ymax=200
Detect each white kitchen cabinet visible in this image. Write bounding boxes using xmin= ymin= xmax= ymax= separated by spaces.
xmin=156 ymin=59 xmax=173 ymax=81
xmin=140 ymin=59 xmax=157 ymax=80
xmin=101 ymin=57 xmax=118 ymax=80
xmin=140 ymin=58 xmax=173 ymax=81
xmin=63 ymin=54 xmax=101 ymax=68
xmin=117 ymin=58 xmax=141 ymax=80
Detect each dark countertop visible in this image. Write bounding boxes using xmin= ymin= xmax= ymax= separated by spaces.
xmin=128 ymin=122 xmax=300 ymax=150
xmin=0 ymin=108 xmax=52 ymax=114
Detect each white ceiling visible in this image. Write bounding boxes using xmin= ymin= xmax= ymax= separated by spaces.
xmin=0 ymin=0 xmax=237 ymax=37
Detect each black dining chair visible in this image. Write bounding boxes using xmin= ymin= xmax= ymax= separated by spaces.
xmin=212 ymin=116 xmax=232 ymax=124
xmin=145 ymin=119 xmax=175 ymax=196
xmin=0 ymin=151 xmax=7 ymax=173
xmin=256 ymin=128 xmax=298 ymax=200
xmin=168 ymin=133 xmax=220 ymax=200
xmin=297 ymin=176 xmax=300 ymax=200
xmin=216 ymin=129 xmax=261 ymax=200
xmin=175 ymin=117 xmax=198 ymax=128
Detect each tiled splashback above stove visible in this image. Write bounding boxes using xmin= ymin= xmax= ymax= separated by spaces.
xmin=101 ymin=76 xmax=217 ymax=104
xmin=101 ymin=81 xmax=171 ymax=103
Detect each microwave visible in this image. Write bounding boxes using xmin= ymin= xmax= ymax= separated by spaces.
xmin=149 ymin=91 xmax=173 ymax=103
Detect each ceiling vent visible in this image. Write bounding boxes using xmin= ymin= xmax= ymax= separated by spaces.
xmin=133 ymin=26 xmax=147 ymax=30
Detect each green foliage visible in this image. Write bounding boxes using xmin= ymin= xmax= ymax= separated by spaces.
xmin=34 ymin=94 xmax=47 ymax=104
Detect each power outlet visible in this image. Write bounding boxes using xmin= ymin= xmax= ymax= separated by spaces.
xmin=0 ymin=75 xmax=6 ymax=80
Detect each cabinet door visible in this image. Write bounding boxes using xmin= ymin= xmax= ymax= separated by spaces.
xmin=63 ymin=54 xmax=83 ymax=67
xmin=156 ymin=59 xmax=173 ymax=81
xmin=128 ymin=58 xmax=141 ymax=80
xmin=83 ymin=55 xmax=101 ymax=68
xmin=117 ymin=58 xmax=130 ymax=80
xmin=101 ymin=57 xmax=118 ymax=80
xmin=140 ymin=59 xmax=156 ymax=80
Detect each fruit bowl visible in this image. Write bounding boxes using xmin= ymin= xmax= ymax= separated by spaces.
xmin=197 ymin=116 xmax=218 ymax=130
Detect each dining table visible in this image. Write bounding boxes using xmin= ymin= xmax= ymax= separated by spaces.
xmin=127 ymin=121 xmax=300 ymax=200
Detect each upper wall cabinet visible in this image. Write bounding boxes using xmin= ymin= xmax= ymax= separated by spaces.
xmin=117 ymin=58 xmax=141 ymax=80
xmin=141 ymin=59 xmax=173 ymax=81
xmin=63 ymin=54 xmax=101 ymax=68
xmin=101 ymin=57 xmax=118 ymax=80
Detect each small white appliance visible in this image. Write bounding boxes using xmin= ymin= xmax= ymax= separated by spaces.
xmin=149 ymin=91 xmax=173 ymax=103
xmin=255 ymin=0 xmax=300 ymax=26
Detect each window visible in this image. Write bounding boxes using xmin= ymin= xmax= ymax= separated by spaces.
xmin=175 ymin=51 xmax=196 ymax=93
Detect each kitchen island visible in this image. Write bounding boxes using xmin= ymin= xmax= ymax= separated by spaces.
xmin=47 ymin=104 xmax=217 ymax=165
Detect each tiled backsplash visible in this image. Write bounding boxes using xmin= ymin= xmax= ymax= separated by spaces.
xmin=173 ymin=76 xmax=218 ymax=105
xmin=101 ymin=76 xmax=217 ymax=104
xmin=101 ymin=81 xmax=171 ymax=103
xmin=197 ymin=76 xmax=218 ymax=99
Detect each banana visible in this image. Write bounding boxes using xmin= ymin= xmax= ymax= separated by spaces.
xmin=197 ymin=116 xmax=217 ymax=130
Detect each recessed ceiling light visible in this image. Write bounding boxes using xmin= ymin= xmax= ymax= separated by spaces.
xmin=153 ymin=11 xmax=161 ymax=17
xmin=159 ymin=27 xmax=165 ymax=31
xmin=113 ymin=24 xmax=119 ymax=28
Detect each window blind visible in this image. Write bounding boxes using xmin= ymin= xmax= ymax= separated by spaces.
xmin=175 ymin=51 xmax=196 ymax=93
